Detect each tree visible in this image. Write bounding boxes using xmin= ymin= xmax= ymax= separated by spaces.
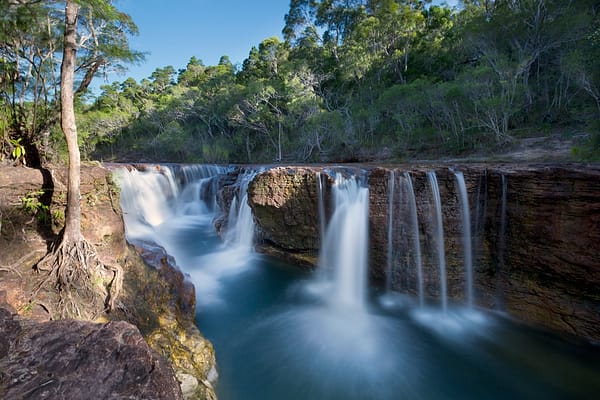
xmin=36 ymin=0 xmax=122 ymax=320
xmin=0 ymin=0 xmax=142 ymax=165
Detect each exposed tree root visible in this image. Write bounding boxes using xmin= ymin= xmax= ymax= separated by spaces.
xmin=0 ymin=250 xmax=46 ymax=277
xmin=33 ymin=236 xmax=123 ymax=320
xmin=0 ymin=266 xmax=21 ymax=276
xmin=104 ymin=263 xmax=123 ymax=311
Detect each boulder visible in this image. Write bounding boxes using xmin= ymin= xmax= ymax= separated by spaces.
xmin=0 ymin=307 xmax=183 ymax=400
xmin=247 ymin=166 xmax=323 ymax=266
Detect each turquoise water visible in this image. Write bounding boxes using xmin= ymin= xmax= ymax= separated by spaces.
xmin=163 ymin=215 xmax=600 ymax=400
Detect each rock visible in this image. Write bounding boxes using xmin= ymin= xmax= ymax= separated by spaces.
xmin=247 ymin=166 xmax=323 ymax=267
xmin=0 ymin=307 xmax=183 ymax=400
xmin=119 ymin=240 xmax=218 ymax=400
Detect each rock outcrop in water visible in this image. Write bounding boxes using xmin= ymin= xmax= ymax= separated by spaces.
xmin=248 ymin=166 xmax=323 ymax=266
xmin=232 ymin=164 xmax=600 ymax=342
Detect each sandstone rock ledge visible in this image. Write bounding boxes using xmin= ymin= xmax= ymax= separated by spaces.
xmin=0 ymin=307 xmax=183 ymax=399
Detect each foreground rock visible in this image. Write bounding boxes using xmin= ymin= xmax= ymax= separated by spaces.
xmin=0 ymin=164 xmax=217 ymax=399
xmin=0 ymin=307 xmax=182 ymax=399
xmin=241 ymin=164 xmax=600 ymax=343
xmin=121 ymin=241 xmax=218 ymax=400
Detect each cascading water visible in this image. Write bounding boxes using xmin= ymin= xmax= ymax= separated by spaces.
xmin=318 ymin=172 xmax=370 ymax=311
xmin=383 ymin=171 xmax=424 ymax=307
xmin=427 ymin=171 xmax=448 ymax=312
xmin=225 ymin=169 xmax=258 ymax=249
xmin=404 ymin=172 xmax=424 ymax=306
xmin=116 ymin=164 xmax=600 ymax=400
xmin=454 ymin=170 xmax=474 ymax=308
xmin=316 ymin=172 xmax=327 ymax=242
xmin=116 ymin=164 xmax=260 ymax=306
xmin=117 ymin=164 xmax=226 ymax=242
xmin=386 ymin=170 xmax=395 ymax=294
xmin=495 ymin=174 xmax=508 ymax=309
xmin=473 ymin=170 xmax=488 ymax=267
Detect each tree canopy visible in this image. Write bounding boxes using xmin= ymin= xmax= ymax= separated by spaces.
xmin=2 ymin=0 xmax=599 ymax=164
xmin=0 ymin=0 xmax=143 ymax=166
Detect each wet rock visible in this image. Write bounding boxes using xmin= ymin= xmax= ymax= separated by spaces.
xmin=0 ymin=307 xmax=183 ymax=400
xmin=120 ymin=240 xmax=218 ymax=400
xmin=247 ymin=166 xmax=323 ymax=266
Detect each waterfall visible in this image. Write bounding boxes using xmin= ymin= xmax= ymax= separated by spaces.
xmin=116 ymin=164 xmax=226 ymax=241
xmin=225 ymin=169 xmax=258 ymax=249
xmin=316 ymin=172 xmax=327 ymax=244
xmin=454 ymin=171 xmax=473 ymax=308
xmin=404 ymin=172 xmax=424 ymax=307
xmin=386 ymin=170 xmax=396 ymax=293
xmin=473 ymin=171 xmax=488 ymax=268
xmin=318 ymin=172 xmax=370 ymax=311
xmin=498 ymin=174 xmax=508 ymax=267
xmin=427 ymin=171 xmax=447 ymax=312
xmin=495 ymin=174 xmax=508 ymax=309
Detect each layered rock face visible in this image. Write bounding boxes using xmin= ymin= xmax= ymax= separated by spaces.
xmin=238 ymin=164 xmax=600 ymax=342
xmin=247 ymin=166 xmax=323 ymax=266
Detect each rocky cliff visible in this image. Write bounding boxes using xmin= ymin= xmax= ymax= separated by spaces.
xmin=238 ymin=164 xmax=600 ymax=342
xmin=0 ymin=164 xmax=217 ymax=399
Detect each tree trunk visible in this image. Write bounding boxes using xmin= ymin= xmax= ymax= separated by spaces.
xmin=61 ymin=0 xmax=82 ymax=242
xmin=34 ymin=0 xmax=122 ymax=320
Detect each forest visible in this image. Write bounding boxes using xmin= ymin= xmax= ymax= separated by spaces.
xmin=2 ymin=0 xmax=599 ymax=165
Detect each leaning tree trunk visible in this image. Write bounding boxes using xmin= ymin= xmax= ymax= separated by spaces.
xmin=35 ymin=0 xmax=121 ymax=319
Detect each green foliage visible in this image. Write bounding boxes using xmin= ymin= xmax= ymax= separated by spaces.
xmin=20 ymin=190 xmax=50 ymax=224
xmin=0 ymin=0 xmax=142 ymax=165
xmin=9 ymin=138 xmax=26 ymax=163
xmin=72 ymin=0 xmax=600 ymax=163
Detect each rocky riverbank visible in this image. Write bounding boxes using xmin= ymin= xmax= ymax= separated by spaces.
xmin=0 ymin=163 xmax=217 ymax=399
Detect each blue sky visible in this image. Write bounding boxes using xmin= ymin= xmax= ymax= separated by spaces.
xmin=102 ymin=0 xmax=290 ymax=87
xmin=99 ymin=0 xmax=458 ymax=90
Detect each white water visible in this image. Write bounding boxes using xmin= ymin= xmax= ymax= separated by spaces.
xmin=386 ymin=170 xmax=395 ymax=293
xmin=404 ymin=172 xmax=424 ymax=306
xmin=116 ymin=165 xmax=260 ymax=306
xmin=317 ymin=172 xmax=370 ymax=311
xmin=316 ymin=172 xmax=327 ymax=243
xmin=117 ymin=165 xmax=225 ymax=242
xmin=225 ymin=169 xmax=258 ymax=249
xmin=454 ymin=171 xmax=474 ymax=308
xmin=495 ymin=174 xmax=508 ymax=310
xmin=427 ymin=171 xmax=448 ymax=313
